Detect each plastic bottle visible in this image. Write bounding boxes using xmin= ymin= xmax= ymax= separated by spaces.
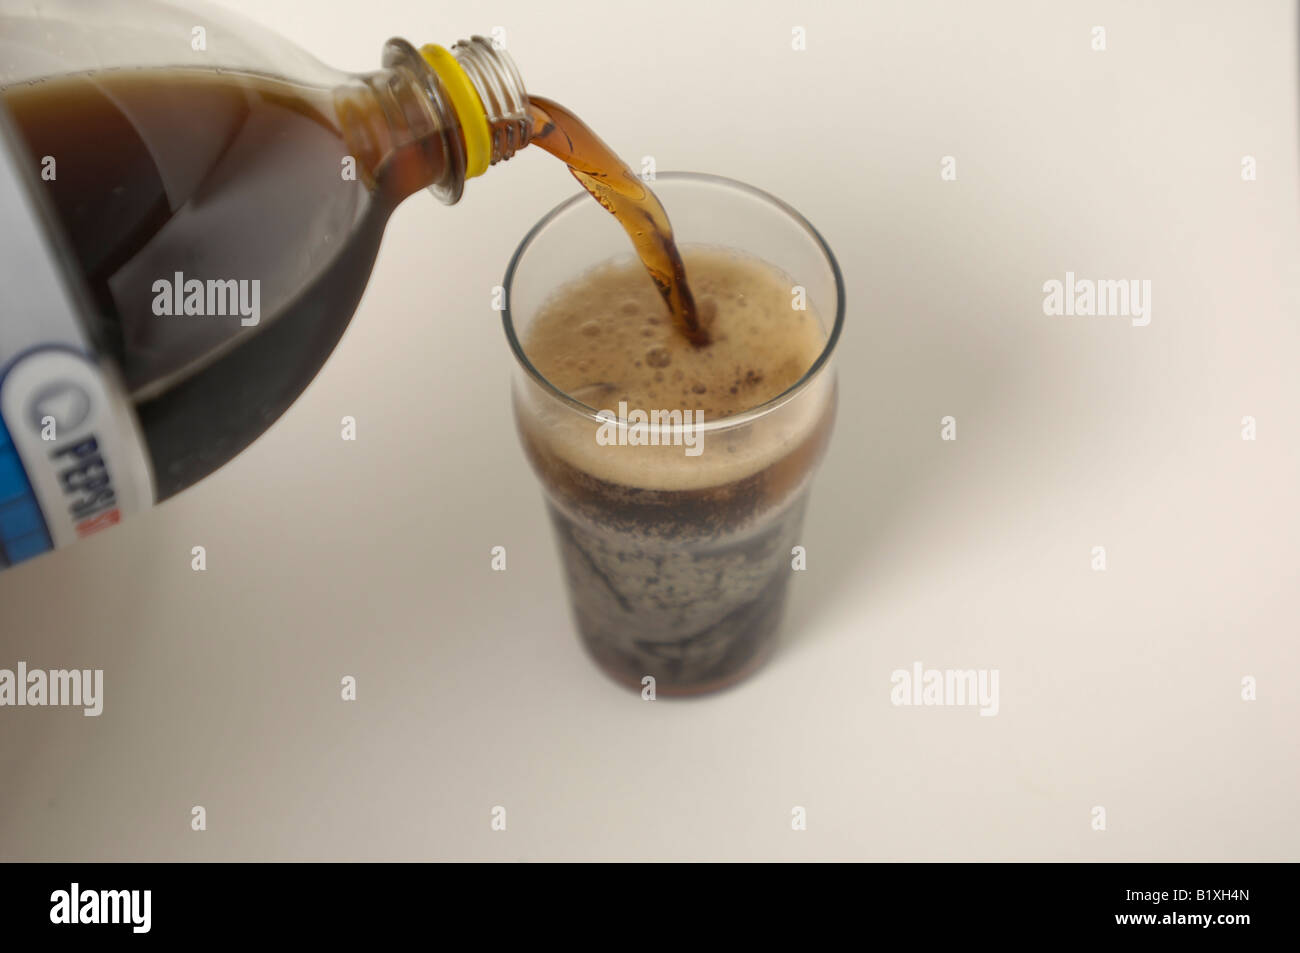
xmin=0 ymin=0 xmax=530 ymax=569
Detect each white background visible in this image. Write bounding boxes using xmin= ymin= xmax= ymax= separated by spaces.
xmin=1 ymin=0 xmax=1297 ymax=860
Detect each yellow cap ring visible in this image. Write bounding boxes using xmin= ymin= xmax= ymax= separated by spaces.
xmin=420 ymin=44 xmax=491 ymax=179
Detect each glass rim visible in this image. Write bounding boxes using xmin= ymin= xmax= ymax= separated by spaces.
xmin=501 ymin=171 xmax=845 ymax=431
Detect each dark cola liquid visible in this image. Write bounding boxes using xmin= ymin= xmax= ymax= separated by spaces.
xmin=522 ymin=419 xmax=834 ymax=695
xmin=515 ymin=102 xmax=835 ymax=693
xmin=526 ymin=96 xmax=707 ymax=345
xmin=1 ymin=69 xmax=432 ymax=499
xmin=518 ymin=251 xmax=834 ymax=695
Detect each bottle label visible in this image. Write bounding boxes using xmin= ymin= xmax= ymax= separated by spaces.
xmin=0 ymin=116 xmax=154 ymax=572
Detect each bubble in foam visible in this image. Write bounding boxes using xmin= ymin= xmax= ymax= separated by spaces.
xmin=645 ymin=346 xmax=671 ymax=368
xmin=580 ymin=320 xmax=601 ymax=337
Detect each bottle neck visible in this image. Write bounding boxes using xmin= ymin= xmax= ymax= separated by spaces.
xmin=334 ymin=36 xmax=531 ymax=206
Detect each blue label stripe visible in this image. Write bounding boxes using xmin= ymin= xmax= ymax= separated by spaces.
xmin=0 ymin=416 xmax=53 ymax=568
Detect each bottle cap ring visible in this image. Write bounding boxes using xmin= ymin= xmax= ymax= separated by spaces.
xmin=420 ymin=44 xmax=491 ymax=178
